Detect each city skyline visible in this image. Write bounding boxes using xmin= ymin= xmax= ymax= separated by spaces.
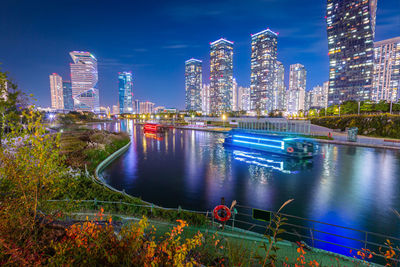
xmin=0 ymin=0 xmax=399 ymax=109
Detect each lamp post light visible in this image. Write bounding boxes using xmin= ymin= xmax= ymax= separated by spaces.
xmin=222 ymin=114 xmax=227 ymax=127
xmin=191 ymin=114 xmax=194 ymax=125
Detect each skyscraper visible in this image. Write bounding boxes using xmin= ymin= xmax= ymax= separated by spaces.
xmin=140 ymin=101 xmax=155 ymax=114
xmin=373 ymin=37 xmax=400 ymax=102
xmin=201 ymin=84 xmax=211 ymax=115
xmin=250 ymin=29 xmax=278 ymax=113
xmin=326 ymin=0 xmax=377 ymax=106
xmin=185 ymin=59 xmax=202 ymax=111
xmin=308 ymin=84 xmax=329 ymax=109
xmin=232 ymin=78 xmax=238 ymax=111
xmin=69 ymin=51 xmax=99 ymax=112
xmin=210 ymin=38 xmax=234 ymax=114
xmin=238 ymin=86 xmax=251 ymax=111
xmin=49 ymin=73 xmax=64 ymax=110
xmin=112 ymin=105 xmax=119 ymax=115
xmin=274 ymin=61 xmax=286 ymax=111
xmin=62 ymin=81 xmax=74 ymax=111
xmin=118 ymin=71 xmax=134 ymax=114
xmin=286 ymin=64 xmax=306 ymax=114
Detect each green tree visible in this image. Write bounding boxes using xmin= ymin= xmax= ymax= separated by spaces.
xmin=360 ymin=101 xmax=375 ymax=113
xmin=341 ymin=100 xmax=358 ymax=114
xmin=0 ymin=70 xmax=23 ymax=147
xmin=375 ymin=100 xmax=389 ymax=113
xmin=0 ymin=79 xmax=70 ymax=264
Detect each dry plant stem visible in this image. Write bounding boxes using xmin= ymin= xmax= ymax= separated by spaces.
xmin=262 ymin=199 xmax=294 ymax=267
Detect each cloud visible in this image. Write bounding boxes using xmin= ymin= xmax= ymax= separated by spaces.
xmin=133 ymin=48 xmax=148 ymax=52
xmin=162 ymin=44 xmax=189 ymax=49
xmin=98 ymin=58 xmax=153 ymax=70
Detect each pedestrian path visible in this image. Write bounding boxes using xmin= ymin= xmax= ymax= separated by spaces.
xmin=311 ymin=124 xmax=400 ymax=150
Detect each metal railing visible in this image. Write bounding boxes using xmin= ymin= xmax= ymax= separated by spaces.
xmin=45 ymin=198 xmax=400 ymax=264
xmin=220 ymin=204 xmax=400 ymax=264
xmin=238 ymin=120 xmax=311 ymax=135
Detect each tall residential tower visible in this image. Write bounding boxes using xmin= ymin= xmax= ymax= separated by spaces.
xmin=210 ymin=38 xmax=234 ymax=114
xmin=274 ymin=61 xmax=286 ymax=111
xmin=250 ymin=29 xmax=278 ymax=113
xmin=49 ymin=73 xmax=64 ymax=110
xmin=326 ymin=0 xmax=377 ymax=105
xmin=118 ymin=71 xmax=134 ymax=114
xmin=185 ymin=59 xmax=202 ymax=111
xmin=69 ymin=51 xmax=99 ymax=112
xmin=286 ymin=64 xmax=307 ymax=114
xmin=373 ymin=37 xmax=400 ymax=102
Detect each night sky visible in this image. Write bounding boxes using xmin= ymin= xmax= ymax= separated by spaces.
xmin=1 ymin=0 xmax=399 ymax=109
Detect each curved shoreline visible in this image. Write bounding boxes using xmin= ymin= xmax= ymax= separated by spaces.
xmin=93 ymin=139 xmax=151 ymax=203
xmin=91 ymin=131 xmax=380 ymax=266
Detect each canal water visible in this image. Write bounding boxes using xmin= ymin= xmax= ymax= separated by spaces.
xmin=97 ymin=120 xmax=400 ymax=256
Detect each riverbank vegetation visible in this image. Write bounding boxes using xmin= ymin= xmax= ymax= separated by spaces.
xmin=311 ymin=114 xmax=400 ymax=139
xmin=56 ymin=111 xmax=111 ymax=125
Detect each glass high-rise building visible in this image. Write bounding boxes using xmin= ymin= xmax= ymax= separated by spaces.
xmin=185 ymin=59 xmax=202 ymax=111
xmin=118 ymin=71 xmax=134 ymax=114
xmin=69 ymin=51 xmax=99 ymax=112
xmin=49 ymin=73 xmax=64 ymax=110
xmin=232 ymin=78 xmax=238 ymax=111
xmin=274 ymin=61 xmax=286 ymax=111
xmin=373 ymin=37 xmax=400 ymax=102
xmin=210 ymin=38 xmax=234 ymax=114
xmin=250 ymin=29 xmax=278 ymax=113
xmin=238 ymin=86 xmax=251 ymax=111
xmin=62 ymin=81 xmax=74 ymax=111
xmin=201 ymin=84 xmax=211 ymax=115
xmin=326 ymin=0 xmax=377 ymax=106
xmin=286 ymin=64 xmax=306 ymax=114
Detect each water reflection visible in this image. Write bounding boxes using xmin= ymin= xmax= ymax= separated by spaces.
xmin=98 ymin=121 xmax=400 ymax=247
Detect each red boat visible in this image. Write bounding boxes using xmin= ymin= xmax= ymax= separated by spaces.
xmin=143 ymin=123 xmax=165 ymax=133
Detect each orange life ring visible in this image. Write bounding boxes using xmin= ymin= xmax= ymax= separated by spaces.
xmin=287 ymin=147 xmax=294 ymax=153
xmin=213 ymin=205 xmax=231 ymax=222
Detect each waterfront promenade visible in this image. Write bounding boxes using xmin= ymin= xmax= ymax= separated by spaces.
xmin=176 ymin=123 xmax=400 ymax=150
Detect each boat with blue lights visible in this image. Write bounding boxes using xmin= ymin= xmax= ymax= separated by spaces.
xmin=224 ymin=130 xmax=315 ymax=158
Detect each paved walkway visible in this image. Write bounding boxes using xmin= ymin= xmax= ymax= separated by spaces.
xmin=310 ymin=125 xmax=400 ymax=150
xmin=176 ymin=124 xmax=400 ymax=150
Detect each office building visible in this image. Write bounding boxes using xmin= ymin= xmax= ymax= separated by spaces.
xmin=210 ymin=38 xmax=234 ymax=114
xmin=326 ymin=0 xmax=377 ymax=105
xmin=49 ymin=73 xmax=64 ymax=110
xmin=286 ymin=64 xmax=306 ymax=114
xmin=118 ymin=71 xmax=134 ymax=114
xmin=201 ymin=84 xmax=211 ymax=115
xmin=250 ymin=28 xmax=278 ymax=113
xmin=373 ymin=37 xmax=400 ymax=102
xmin=62 ymin=81 xmax=74 ymax=111
xmin=238 ymin=86 xmax=251 ymax=111
xmin=69 ymin=51 xmax=99 ymax=112
xmin=185 ymin=59 xmax=202 ymax=111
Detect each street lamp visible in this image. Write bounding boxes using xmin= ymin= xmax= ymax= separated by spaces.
xmin=222 ymin=114 xmax=227 ymax=127
xmin=191 ymin=114 xmax=195 ymax=125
